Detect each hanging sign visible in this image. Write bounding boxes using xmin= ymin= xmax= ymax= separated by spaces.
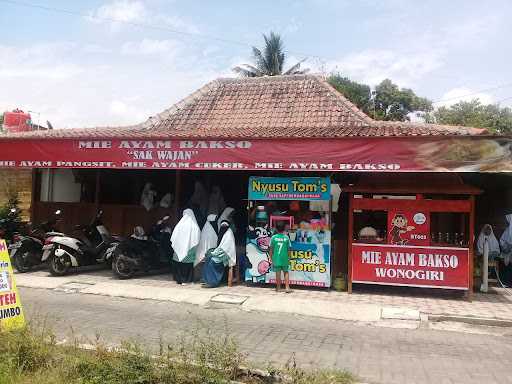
xmin=0 ymin=239 xmax=25 ymax=329
xmin=388 ymin=210 xmax=430 ymax=246
xmin=248 ymin=177 xmax=330 ymax=201
xmin=351 ymin=243 xmax=469 ymax=290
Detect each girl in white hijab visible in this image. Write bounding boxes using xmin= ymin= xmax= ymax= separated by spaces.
xmin=171 ymin=209 xmax=200 ymax=284
xmin=195 ymin=214 xmax=218 ymax=266
xmin=202 ymin=220 xmax=237 ymax=287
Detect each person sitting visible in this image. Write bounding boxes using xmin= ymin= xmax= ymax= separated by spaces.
xmin=202 ymin=220 xmax=236 ymax=288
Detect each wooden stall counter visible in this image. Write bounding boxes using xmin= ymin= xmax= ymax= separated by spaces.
xmin=344 ymin=174 xmax=481 ymax=300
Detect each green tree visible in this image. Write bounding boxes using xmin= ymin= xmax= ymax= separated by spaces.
xmin=426 ymin=99 xmax=512 ymax=134
xmin=233 ymin=32 xmax=309 ymax=77
xmin=327 ymin=74 xmax=372 ymax=114
xmin=373 ymin=79 xmax=433 ymax=121
xmin=327 ymin=74 xmax=433 ymax=121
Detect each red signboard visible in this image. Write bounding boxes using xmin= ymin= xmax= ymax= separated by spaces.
xmin=0 ymin=137 xmax=510 ymax=172
xmin=388 ymin=210 xmax=430 ymax=246
xmin=351 ymin=243 xmax=469 ymax=290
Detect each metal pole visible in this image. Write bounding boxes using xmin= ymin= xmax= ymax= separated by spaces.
xmin=480 ymin=238 xmax=489 ymax=293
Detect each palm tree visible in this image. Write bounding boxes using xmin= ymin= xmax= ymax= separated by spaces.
xmin=233 ymin=32 xmax=309 ymax=77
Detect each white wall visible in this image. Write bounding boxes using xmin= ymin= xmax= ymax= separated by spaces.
xmin=40 ymin=169 xmax=81 ymax=203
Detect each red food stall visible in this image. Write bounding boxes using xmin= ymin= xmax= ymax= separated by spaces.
xmin=345 ymin=174 xmax=481 ymax=299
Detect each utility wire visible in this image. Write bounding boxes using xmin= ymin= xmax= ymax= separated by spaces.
xmin=0 ymin=0 xmax=316 ymax=59
xmin=3 ymin=0 xmax=512 ymax=102
xmin=432 ymin=83 xmax=512 ymax=104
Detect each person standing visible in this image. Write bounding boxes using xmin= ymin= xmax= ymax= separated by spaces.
xmin=269 ymin=221 xmax=292 ymax=293
xmin=171 ymin=208 xmax=201 ymax=285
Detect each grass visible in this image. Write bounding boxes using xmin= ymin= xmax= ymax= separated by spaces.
xmin=0 ymin=322 xmax=355 ymax=384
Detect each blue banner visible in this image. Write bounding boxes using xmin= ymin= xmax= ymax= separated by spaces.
xmin=248 ymin=177 xmax=330 ymax=201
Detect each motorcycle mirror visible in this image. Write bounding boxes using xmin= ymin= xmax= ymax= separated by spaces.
xmin=55 ymin=210 xmax=62 ymax=215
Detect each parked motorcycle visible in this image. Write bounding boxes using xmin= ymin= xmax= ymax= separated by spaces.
xmin=9 ymin=209 xmax=64 ymax=273
xmin=42 ymin=210 xmax=119 ymax=276
xmin=0 ymin=208 xmax=23 ymax=245
xmin=110 ymin=216 xmax=173 ymax=279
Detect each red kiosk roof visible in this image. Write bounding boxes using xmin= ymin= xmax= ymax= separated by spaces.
xmin=1 ymin=75 xmax=487 ymax=140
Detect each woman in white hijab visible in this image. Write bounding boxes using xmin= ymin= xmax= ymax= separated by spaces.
xmin=500 ymin=214 xmax=512 ymax=265
xmin=140 ymin=182 xmax=157 ymax=211
xmin=477 ymin=224 xmax=500 ymax=257
xmin=202 ymin=220 xmax=236 ymax=287
xmin=195 ymin=214 xmax=218 ymax=266
xmin=171 ymin=209 xmax=200 ymax=284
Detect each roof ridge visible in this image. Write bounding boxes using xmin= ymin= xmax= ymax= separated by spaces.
xmin=216 ymin=74 xmax=312 ymax=83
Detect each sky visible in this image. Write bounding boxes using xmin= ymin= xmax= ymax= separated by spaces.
xmin=1 ymin=0 xmax=511 ymax=128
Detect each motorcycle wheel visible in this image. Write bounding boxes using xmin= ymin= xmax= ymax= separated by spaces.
xmin=12 ymin=247 xmax=34 ymax=273
xmin=48 ymin=250 xmax=71 ymax=276
xmin=112 ymin=253 xmax=135 ymax=279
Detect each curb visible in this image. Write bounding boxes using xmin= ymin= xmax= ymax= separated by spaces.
xmin=428 ymin=314 xmax=512 ymax=328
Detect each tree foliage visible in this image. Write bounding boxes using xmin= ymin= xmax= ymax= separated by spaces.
xmin=233 ymin=32 xmax=309 ymax=77
xmin=426 ymin=99 xmax=512 ymax=134
xmin=327 ymin=74 xmax=372 ymax=114
xmin=327 ymin=74 xmax=433 ymax=121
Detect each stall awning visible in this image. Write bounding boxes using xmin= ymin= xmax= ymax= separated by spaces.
xmin=0 ymin=75 xmax=510 ymax=172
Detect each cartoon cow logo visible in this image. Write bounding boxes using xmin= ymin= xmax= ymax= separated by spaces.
xmin=245 ymin=225 xmax=272 ymax=282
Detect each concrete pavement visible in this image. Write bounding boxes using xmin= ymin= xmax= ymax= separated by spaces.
xmin=15 ymin=271 xmax=386 ymax=323
xmin=15 ymin=269 xmax=512 ymax=326
xmin=20 ymin=286 xmax=512 ymax=384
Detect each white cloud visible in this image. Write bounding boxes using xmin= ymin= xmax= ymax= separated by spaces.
xmin=435 ymin=88 xmax=495 ymax=108
xmin=87 ymin=0 xmax=147 ymax=30
xmin=87 ymin=0 xmax=198 ymax=34
xmin=0 ymin=43 xmax=85 ymax=80
xmin=121 ymin=39 xmax=180 ymax=56
xmin=320 ymin=49 xmax=444 ymax=87
xmin=0 ymin=40 xmax=220 ymax=129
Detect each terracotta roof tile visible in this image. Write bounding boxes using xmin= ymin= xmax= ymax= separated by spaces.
xmin=1 ymin=75 xmax=488 ymax=140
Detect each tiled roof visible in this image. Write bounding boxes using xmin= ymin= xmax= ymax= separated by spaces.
xmin=1 ymin=75 xmax=488 ymax=140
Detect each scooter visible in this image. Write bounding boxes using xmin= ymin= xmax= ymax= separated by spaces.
xmin=9 ymin=209 xmax=64 ymax=273
xmin=0 ymin=208 xmax=23 ymax=245
xmin=42 ymin=210 xmax=119 ymax=276
xmin=110 ymin=216 xmax=173 ymax=279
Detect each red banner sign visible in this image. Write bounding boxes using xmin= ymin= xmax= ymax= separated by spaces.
xmin=0 ymin=137 xmax=510 ymax=172
xmin=351 ymin=243 xmax=469 ymax=289
xmin=388 ymin=210 xmax=430 ymax=246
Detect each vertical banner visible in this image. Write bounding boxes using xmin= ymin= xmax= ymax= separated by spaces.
xmin=246 ymin=176 xmax=331 ymax=287
xmin=0 ymin=240 xmax=25 ymax=330
xmin=388 ymin=210 xmax=430 ymax=246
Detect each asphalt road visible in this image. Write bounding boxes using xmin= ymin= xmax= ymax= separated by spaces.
xmin=19 ymin=287 xmax=512 ymax=384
